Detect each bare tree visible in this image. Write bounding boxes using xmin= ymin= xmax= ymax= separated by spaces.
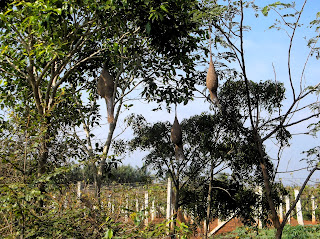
xmin=204 ymin=0 xmax=320 ymax=238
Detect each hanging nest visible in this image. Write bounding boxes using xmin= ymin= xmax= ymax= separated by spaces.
xmin=97 ymin=65 xmax=115 ymax=123
xmin=171 ymin=116 xmax=182 ymax=147
xmin=206 ymin=56 xmax=219 ymax=105
xmin=171 ymin=116 xmax=184 ymax=160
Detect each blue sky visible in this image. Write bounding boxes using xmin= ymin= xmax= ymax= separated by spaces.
xmin=94 ymin=0 xmax=320 ymax=186
xmin=242 ymin=0 xmax=320 ymax=185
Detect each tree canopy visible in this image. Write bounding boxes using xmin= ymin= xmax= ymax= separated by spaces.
xmin=0 ymin=0 xmax=320 ymax=238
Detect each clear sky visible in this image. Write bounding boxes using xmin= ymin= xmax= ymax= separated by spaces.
xmin=95 ymin=0 xmax=320 ymax=186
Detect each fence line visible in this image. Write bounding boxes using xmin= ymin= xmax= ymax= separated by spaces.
xmin=75 ymin=180 xmax=320 ymax=231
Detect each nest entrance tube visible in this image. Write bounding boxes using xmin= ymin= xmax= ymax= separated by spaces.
xmin=171 ymin=106 xmax=184 ymax=160
xmin=97 ymin=65 xmax=115 ymax=123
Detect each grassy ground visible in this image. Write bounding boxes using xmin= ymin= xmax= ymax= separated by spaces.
xmin=215 ymin=225 xmax=320 ymax=239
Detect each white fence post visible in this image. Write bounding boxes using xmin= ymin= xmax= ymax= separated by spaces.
xmin=151 ymin=200 xmax=155 ymax=221
xmin=256 ymin=186 xmax=263 ymax=229
xmin=145 ymin=191 xmax=149 ymax=226
xmin=312 ymin=195 xmax=316 ymax=224
xmin=166 ymin=177 xmax=173 ymax=233
xmin=166 ymin=178 xmax=173 ymax=221
xmin=136 ymin=198 xmax=139 ymax=212
xmin=279 ymin=195 xmax=283 ymax=222
xmin=294 ymin=189 xmax=304 ymax=225
xmin=108 ymin=194 xmax=111 ymax=211
xmin=285 ymin=195 xmax=291 ymax=225
xmin=77 ymin=181 xmax=82 ymax=200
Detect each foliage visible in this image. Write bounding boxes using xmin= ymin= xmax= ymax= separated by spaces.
xmin=107 ymin=165 xmax=153 ymax=184
xmin=1 ymin=0 xmax=320 ymax=238
xmin=216 ymin=226 xmax=276 ymax=239
xmin=180 ymin=174 xmax=259 ymax=225
xmin=216 ymin=225 xmax=320 ymax=239
xmin=0 ymin=0 xmax=204 ymax=191
xmin=129 ymin=78 xmax=285 ymax=180
xmin=66 ymin=164 xmax=153 ymax=184
xmin=0 ymin=179 xmax=112 ymax=238
xmin=0 ymin=178 xmax=193 ymax=238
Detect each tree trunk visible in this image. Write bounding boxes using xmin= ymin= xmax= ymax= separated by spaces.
xmin=96 ymin=118 xmax=118 ymax=199
xmin=38 ymin=129 xmax=49 ymax=208
xmin=255 ymin=132 xmax=281 ymax=231
xmin=91 ymin=163 xmax=98 ymax=197
xmin=204 ymin=160 xmax=214 ymax=239
xmin=171 ymin=185 xmax=180 ymax=239
xmin=275 ymin=228 xmax=283 ymax=239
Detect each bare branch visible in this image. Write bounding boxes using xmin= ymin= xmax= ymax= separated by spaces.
xmin=284 ymin=113 xmax=320 ymax=128
xmin=277 ymin=167 xmax=308 ymax=173
xmin=300 ymin=37 xmax=319 ymax=93
xmin=287 ymin=0 xmax=307 ymax=100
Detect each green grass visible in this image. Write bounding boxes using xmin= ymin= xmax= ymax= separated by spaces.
xmin=215 ymin=225 xmax=320 ymax=239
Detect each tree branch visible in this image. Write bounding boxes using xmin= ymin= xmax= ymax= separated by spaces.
xmin=281 ymin=166 xmax=319 ymax=228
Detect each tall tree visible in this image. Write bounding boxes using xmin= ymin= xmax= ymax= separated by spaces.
xmin=0 ymin=0 xmax=203 ymax=199
xmin=128 ymin=78 xmax=285 ymax=234
xmin=200 ymin=1 xmax=320 ymax=238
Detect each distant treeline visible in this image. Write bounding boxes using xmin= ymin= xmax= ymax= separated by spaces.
xmin=67 ymin=164 xmax=153 ymax=184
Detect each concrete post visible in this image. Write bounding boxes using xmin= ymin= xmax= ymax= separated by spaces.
xmin=294 ymin=189 xmax=304 ymax=225
xmin=136 ymin=198 xmax=139 ymax=212
xmin=256 ymin=186 xmax=263 ymax=229
xmin=285 ymin=195 xmax=291 ymax=225
xmin=279 ymin=195 xmax=283 ymax=222
xmin=77 ymin=181 xmax=82 ymax=200
xmin=145 ymin=191 xmax=149 ymax=225
xmin=311 ymin=195 xmax=316 ymax=224
xmin=151 ymin=200 xmax=155 ymax=221
xmin=166 ymin=178 xmax=173 ymax=221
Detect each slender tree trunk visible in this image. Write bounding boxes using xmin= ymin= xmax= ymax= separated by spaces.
xmin=275 ymin=228 xmax=283 ymax=239
xmin=255 ymin=132 xmax=281 ymax=230
xmin=204 ymin=160 xmax=214 ymax=239
xmin=171 ymin=184 xmax=180 ymax=239
xmin=96 ymin=97 xmax=122 ymax=199
xmin=91 ymin=163 xmax=98 ymax=197
xmin=38 ymin=129 xmax=49 ymax=208
xmin=96 ymin=121 xmax=116 ymax=197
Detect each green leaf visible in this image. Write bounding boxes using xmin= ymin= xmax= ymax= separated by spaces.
xmin=146 ymin=22 xmax=151 ymax=34
xmin=3 ymin=9 xmax=13 ymax=16
xmin=160 ymin=4 xmax=169 ymax=13
xmin=262 ymin=6 xmax=270 ymax=16
xmin=104 ymin=229 xmax=113 ymax=239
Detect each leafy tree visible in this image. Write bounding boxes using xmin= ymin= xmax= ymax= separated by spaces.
xmin=66 ymin=164 xmax=153 ymax=184
xmin=128 ymin=78 xmax=286 ymax=235
xmin=0 ymin=0 xmax=122 ymax=202
xmin=0 ymin=0 xmax=204 ymax=236
xmin=0 ymin=0 xmax=204 ymax=200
